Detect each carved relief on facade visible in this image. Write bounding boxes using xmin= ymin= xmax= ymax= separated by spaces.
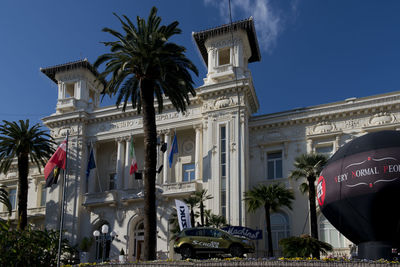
xmin=55 ymin=126 xmax=78 ymax=138
xmin=214 ymin=96 xmax=234 ymax=109
xmin=182 ymin=139 xmax=194 ymax=155
xmin=311 ymin=121 xmax=335 ymax=134
xmin=368 ymin=112 xmax=395 ymax=126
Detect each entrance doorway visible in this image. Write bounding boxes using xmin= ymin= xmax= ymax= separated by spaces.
xmin=133 ymin=220 xmax=144 ymax=261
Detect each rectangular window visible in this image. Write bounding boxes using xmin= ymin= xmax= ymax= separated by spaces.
xmin=267 ymin=152 xmax=283 ymax=180
xmin=218 ymin=48 xmax=230 ymax=66
xmin=40 ymin=185 xmax=47 ymax=207
xmin=220 ymin=126 xmax=227 ymax=218
xmin=9 ymin=188 xmax=16 ymax=210
xmin=316 ymin=144 xmax=333 ymax=157
xmin=109 ymin=173 xmax=116 ymax=190
xmin=183 ymin=163 xmax=195 ymax=182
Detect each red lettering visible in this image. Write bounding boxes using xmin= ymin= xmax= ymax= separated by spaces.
xmin=384 ymin=166 xmax=388 ymax=173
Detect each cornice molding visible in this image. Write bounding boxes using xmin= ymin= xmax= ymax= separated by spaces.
xmin=250 ymin=95 xmax=400 ymax=131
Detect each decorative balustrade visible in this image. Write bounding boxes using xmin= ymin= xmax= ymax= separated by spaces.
xmin=161 ymin=181 xmax=199 ymax=196
xmin=57 ymin=97 xmax=76 ymax=111
xmin=0 ymin=206 xmax=46 ymax=220
xmin=83 ymin=191 xmax=118 ymax=207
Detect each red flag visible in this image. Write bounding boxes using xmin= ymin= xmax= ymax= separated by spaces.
xmin=44 ymin=138 xmax=67 ymax=187
xmin=129 ymin=136 xmax=138 ymax=175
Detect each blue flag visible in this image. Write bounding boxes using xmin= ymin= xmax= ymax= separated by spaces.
xmin=86 ymin=147 xmax=96 ymax=179
xmin=168 ymin=134 xmax=178 ymax=168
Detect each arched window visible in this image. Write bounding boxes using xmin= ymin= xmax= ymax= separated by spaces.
xmin=319 ymin=214 xmax=346 ymax=248
xmin=266 ymin=213 xmax=290 ymax=251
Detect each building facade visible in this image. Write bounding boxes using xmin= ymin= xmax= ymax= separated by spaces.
xmin=1 ymin=18 xmax=400 ymax=260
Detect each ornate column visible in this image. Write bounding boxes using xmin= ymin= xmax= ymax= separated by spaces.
xmin=194 ymin=124 xmax=203 ymax=181
xmin=163 ymin=129 xmax=171 ymax=184
xmin=307 ymin=139 xmax=313 ymax=153
xmin=116 ymin=138 xmax=125 ymax=190
xmin=124 ymin=136 xmax=131 ymax=189
xmin=334 ymin=135 xmax=341 ymax=152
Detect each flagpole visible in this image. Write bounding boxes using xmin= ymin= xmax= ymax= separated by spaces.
xmin=91 ymin=142 xmax=103 ymax=192
xmin=57 ymin=131 xmax=69 ymax=267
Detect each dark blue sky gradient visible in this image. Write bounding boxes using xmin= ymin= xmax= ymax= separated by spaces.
xmin=0 ymin=0 xmax=399 ymax=125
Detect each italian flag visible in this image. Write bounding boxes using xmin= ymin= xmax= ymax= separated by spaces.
xmin=129 ymin=136 xmax=138 ymax=175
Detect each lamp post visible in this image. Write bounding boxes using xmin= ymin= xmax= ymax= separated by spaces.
xmin=93 ymin=224 xmax=117 ymax=262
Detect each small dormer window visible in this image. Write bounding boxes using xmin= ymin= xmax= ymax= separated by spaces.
xmin=65 ymin=82 xmax=75 ymax=98
xmin=218 ymin=47 xmax=230 ymax=66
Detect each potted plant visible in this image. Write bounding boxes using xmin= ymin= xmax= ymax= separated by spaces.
xmin=79 ymin=237 xmax=93 ymax=263
xmin=119 ymin=248 xmax=126 ymax=263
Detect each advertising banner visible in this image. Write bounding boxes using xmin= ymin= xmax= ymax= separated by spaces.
xmin=222 ymin=226 xmax=262 ymax=240
xmin=175 ymin=199 xmax=191 ymax=231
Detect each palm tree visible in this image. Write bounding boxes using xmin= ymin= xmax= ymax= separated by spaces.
xmin=279 ymin=234 xmax=333 ymax=258
xmin=94 ymin=7 xmax=198 ymax=260
xmin=194 ymin=189 xmax=213 ymax=226
xmin=184 ymin=195 xmax=200 ymax=227
xmin=244 ymin=183 xmax=294 ymax=257
xmin=0 ymin=186 xmax=11 ymax=216
xmin=0 ymin=120 xmax=54 ymax=229
xmin=289 ymin=153 xmax=327 ymax=259
xmin=208 ymin=214 xmax=227 ymax=229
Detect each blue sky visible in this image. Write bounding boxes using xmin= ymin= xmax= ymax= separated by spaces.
xmin=1 ymin=0 xmax=400 ymax=126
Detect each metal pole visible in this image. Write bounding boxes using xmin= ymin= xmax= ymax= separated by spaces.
xmin=102 ymin=234 xmax=106 ymax=262
xmin=57 ymin=131 xmax=69 ymax=267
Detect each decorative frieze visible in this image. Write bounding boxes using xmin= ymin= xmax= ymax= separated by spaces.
xmin=368 ymin=112 xmax=395 ymax=126
xmin=312 ymin=122 xmax=335 ymax=134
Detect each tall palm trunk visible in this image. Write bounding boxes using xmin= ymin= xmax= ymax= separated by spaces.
xmin=141 ymin=80 xmax=157 ymax=261
xmin=199 ymin=202 xmax=204 ymax=226
xmin=17 ymin=153 xmax=29 ymax=230
xmin=190 ymin=206 xmax=195 ymax=227
xmin=264 ymin=203 xmax=274 ymax=257
xmin=308 ymin=176 xmax=320 ymax=259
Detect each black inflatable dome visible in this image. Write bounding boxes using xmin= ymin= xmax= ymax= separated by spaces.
xmin=319 ymin=130 xmax=400 ymax=260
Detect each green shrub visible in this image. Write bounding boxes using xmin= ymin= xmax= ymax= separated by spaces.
xmin=279 ymin=234 xmax=333 ymax=258
xmin=0 ymin=220 xmax=78 ymax=266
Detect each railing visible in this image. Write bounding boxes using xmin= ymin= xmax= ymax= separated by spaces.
xmin=57 ymin=97 xmax=76 ymax=110
xmin=0 ymin=206 xmax=46 ymax=220
xmin=161 ymin=181 xmax=199 ymax=196
xmin=82 ymin=181 xmax=199 ymax=208
xmin=83 ymin=191 xmax=118 ymax=207
xmin=97 ymin=260 xmax=394 ymax=267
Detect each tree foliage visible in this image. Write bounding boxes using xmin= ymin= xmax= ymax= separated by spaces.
xmin=0 ymin=120 xmax=54 ymax=229
xmin=244 ymin=183 xmax=294 ymax=257
xmin=195 ymin=189 xmax=213 ymax=226
xmin=0 ymin=221 xmax=78 ymax=266
xmin=94 ymin=7 xmax=198 ymax=260
xmin=279 ymin=234 xmax=333 ymax=258
xmin=289 ymin=153 xmax=327 ymax=259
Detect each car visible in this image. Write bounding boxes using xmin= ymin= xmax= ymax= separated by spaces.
xmin=173 ymin=227 xmax=255 ymax=259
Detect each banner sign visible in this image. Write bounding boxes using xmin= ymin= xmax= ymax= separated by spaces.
xmin=222 ymin=226 xmax=262 ymax=240
xmin=175 ymin=199 xmax=191 ymax=231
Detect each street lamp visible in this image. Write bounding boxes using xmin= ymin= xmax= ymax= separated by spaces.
xmin=93 ymin=224 xmax=117 ymax=262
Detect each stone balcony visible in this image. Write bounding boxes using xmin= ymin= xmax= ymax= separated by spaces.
xmin=161 ymin=181 xmax=199 ymax=197
xmin=82 ymin=181 xmax=199 ymax=208
xmin=56 ymin=97 xmax=76 ymax=112
xmin=0 ymin=206 xmax=45 ymax=220
xmin=82 ymin=191 xmax=118 ymax=208
xmin=208 ymin=64 xmax=235 ymax=82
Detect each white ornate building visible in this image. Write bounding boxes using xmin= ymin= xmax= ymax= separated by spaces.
xmin=1 ymin=18 xmax=400 ymax=260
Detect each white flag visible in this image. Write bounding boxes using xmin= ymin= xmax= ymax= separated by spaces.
xmin=175 ymin=199 xmax=192 ymax=231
